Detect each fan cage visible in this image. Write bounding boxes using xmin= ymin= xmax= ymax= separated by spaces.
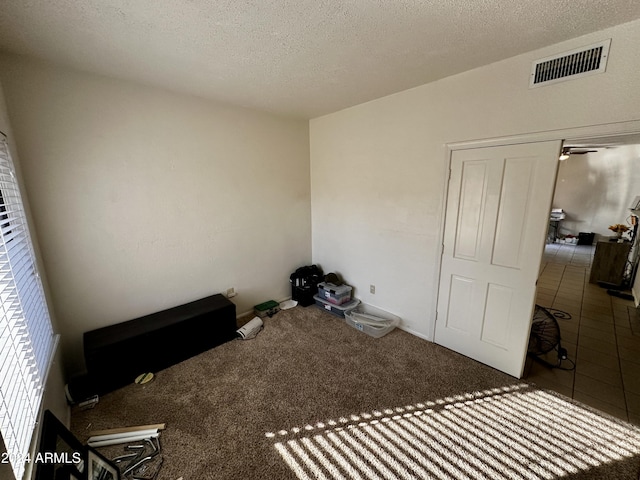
xmin=528 ymin=305 xmax=575 ymax=371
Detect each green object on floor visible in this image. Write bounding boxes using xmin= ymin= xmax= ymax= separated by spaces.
xmin=254 ymin=300 xmax=280 ymax=318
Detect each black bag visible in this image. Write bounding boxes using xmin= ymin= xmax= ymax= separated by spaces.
xmin=290 ymin=265 xmax=324 ymax=307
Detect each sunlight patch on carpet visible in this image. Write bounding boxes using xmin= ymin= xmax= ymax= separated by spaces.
xmin=266 ymin=384 xmax=640 ymax=479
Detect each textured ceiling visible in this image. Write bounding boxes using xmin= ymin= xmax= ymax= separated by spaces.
xmin=1 ymin=1 xmax=640 ymax=119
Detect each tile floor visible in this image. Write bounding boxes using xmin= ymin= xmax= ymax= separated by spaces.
xmin=524 ymin=242 xmax=640 ymax=425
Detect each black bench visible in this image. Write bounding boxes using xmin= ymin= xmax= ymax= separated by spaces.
xmin=80 ymin=294 xmax=236 ymax=397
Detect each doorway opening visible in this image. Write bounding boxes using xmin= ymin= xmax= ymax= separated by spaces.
xmin=524 ymin=133 xmax=640 ymax=426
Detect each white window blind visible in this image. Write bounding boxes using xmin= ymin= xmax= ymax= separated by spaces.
xmin=0 ymin=135 xmax=58 ymax=480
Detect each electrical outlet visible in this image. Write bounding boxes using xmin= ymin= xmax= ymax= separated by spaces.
xmin=370 ymin=285 xmax=375 ymax=294
xmin=226 ymin=287 xmax=236 ymax=298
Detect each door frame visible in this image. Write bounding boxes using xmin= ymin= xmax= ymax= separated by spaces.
xmin=431 ymin=119 xmax=640 ymax=341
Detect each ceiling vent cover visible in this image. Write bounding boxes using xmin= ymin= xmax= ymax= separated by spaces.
xmin=530 ymin=39 xmax=611 ymax=88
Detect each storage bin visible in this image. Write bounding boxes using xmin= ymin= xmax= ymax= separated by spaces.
xmin=345 ymin=303 xmax=400 ymax=338
xmin=317 ymin=282 xmax=353 ymax=305
xmin=314 ymin=295 xmax=360 ymax=318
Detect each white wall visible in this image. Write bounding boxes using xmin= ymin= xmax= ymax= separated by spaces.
xmin=553 ymin=145 xmax=640 ymax=241
xmin=310 ymin=20 xmax=640 ymax=341
xmin=0 ymin=55 xmax=311 ymax=375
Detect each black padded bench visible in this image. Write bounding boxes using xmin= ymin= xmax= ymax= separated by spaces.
xmin=82 ymin=294 xmax=236 ymax=396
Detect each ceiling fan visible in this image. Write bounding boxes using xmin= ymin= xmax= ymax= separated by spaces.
xmin=559 ymin=146 xmax=598 ymax=161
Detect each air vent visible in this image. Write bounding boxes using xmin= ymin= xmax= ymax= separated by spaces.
xmin=530 ymin=39 xmax=611 ymax=88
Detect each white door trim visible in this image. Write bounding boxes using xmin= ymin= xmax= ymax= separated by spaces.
xmin=430 ymin=119 xmax=640 ymax=341
xmin=447 ymin=119 xmax=640 ymax=151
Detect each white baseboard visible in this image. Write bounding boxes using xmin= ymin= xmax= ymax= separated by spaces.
xmin=397 ymin=324 xmax=433 ymax=343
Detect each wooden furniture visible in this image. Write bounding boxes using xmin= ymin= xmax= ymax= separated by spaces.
xmin=589 ymin=240 xmax=631 ymax=285
xmin=83 ymin=294 xmax=236 ymax=395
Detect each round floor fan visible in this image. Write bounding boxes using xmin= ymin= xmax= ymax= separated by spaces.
xmin=528 ymin=305 xmax=575 ymax=370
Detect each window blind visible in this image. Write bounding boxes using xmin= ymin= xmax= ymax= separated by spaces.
xmin=0 ymin=136 xmax=58 ymax=480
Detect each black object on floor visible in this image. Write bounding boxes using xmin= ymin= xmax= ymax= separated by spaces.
xmin=577 ymin=232 xmax=595 ymax=245
xmin=290 ymin=264 xmax=323 ymax=307
xmin=528 ymin=305 xmax=575 ymax=371
xmin=83 ymin=294 xmax=236 ymax=396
